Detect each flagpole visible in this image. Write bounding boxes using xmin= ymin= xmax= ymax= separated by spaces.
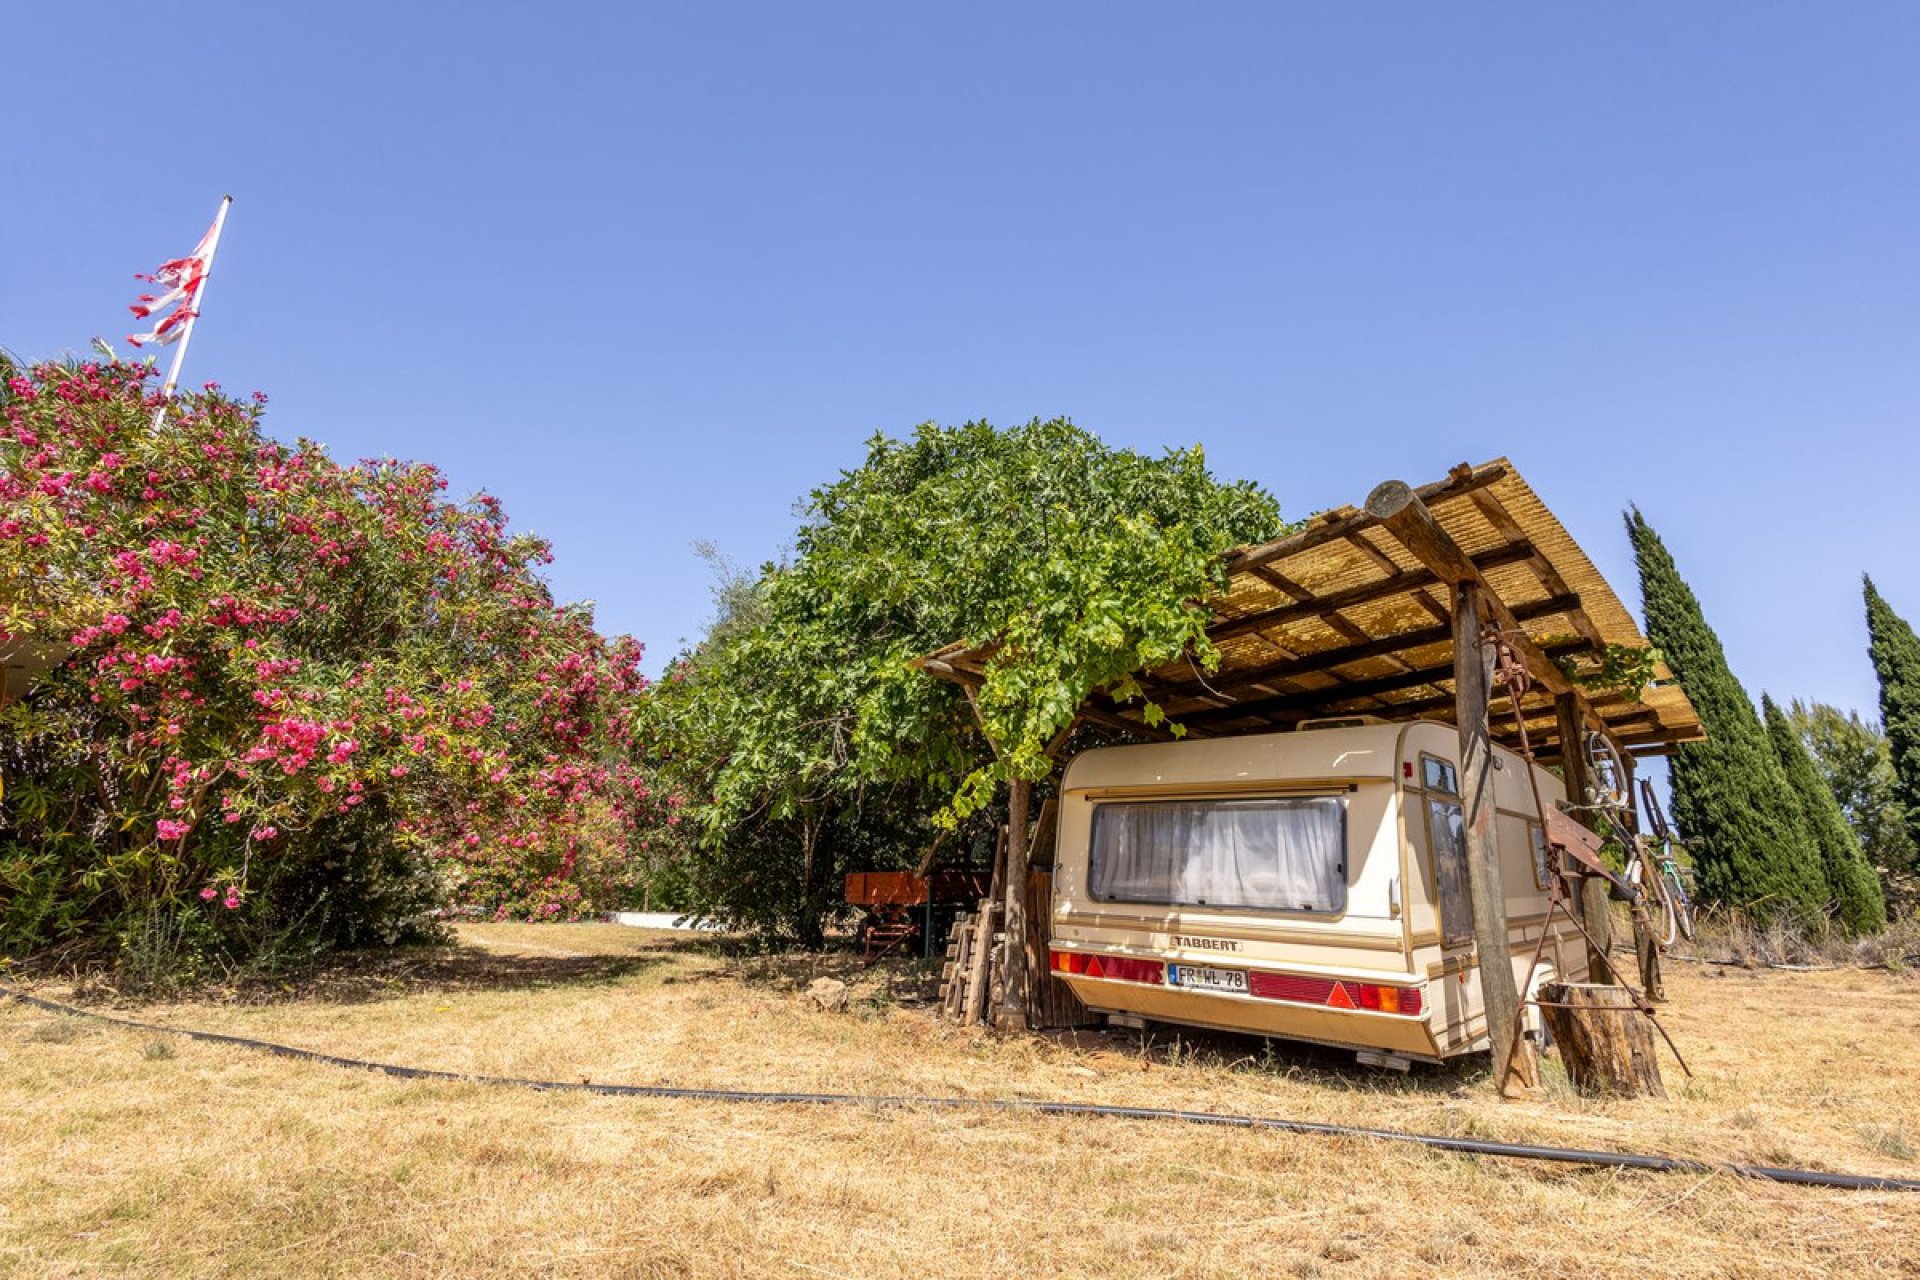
xmin=151 ymin=195 xmax=232 ymax=429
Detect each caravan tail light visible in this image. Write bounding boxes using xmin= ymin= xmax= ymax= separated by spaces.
xmin=1247 ymin=970 xmax=1423 ymax=1016
xmin=1049 ymin=950 xmax=1164 ymax=985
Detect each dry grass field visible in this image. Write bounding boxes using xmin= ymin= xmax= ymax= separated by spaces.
xmin=4 ymin=922 xmax=1919 ymax=1279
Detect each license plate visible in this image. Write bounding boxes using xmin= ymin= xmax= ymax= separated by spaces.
xmin=1169 ymin=965 xmax=1248 ymax=994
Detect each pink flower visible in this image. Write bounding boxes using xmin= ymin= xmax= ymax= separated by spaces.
xmin=156 ymin=818 xmax=189 ymax=841
xmin=200 ymin=886 xmax=218 ymax=901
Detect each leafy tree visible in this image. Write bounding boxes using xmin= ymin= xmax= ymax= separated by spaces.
xmin=646 ymin=418 xmax=1284 ymax=942
xmin=0 ymin=359 xmax=663 ymax=973
xmin=1762 ymin=695 xmax=1885 ymax=933
xmin=1865 ymin=576 xmax=1920 ymax=865
xmin=1626 ymin=508 xmax=1827 ymax=921
xmin=1787 ymin=699 xmax=1916 ymax=892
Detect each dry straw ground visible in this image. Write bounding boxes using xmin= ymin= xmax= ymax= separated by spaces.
xmin=4 ymin=923 xmax=1919 ymax=1278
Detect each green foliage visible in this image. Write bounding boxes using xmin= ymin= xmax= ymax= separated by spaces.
xmin=1557 ymin=642 xmax=1661 ymax=699
xmin=1865 ymin=577 xmax=1920 ymax=867
xmin=645 ymin=418 xmax=1284 ymax=941
xmin=1763 ymin=694 xmax=1886 ymax=934
xmin=1786 ymin=698 xmax=1917 ymax=892
xmin=1626 ymin=508 xmax=1827 ymax=922
xmin=0 ymin=359 xmax=660 ymax=977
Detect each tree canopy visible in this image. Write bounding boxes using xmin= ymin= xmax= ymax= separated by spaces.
xmin=1787 ymin=699 xmax=1916 ymax=900
xmin=644 ymin=418 xmax=1285 ymax=939
xmin=1627 ymin=508 xmax=1827 ymax=922
xmin=1865 ymin=576 xmax=1920 ymax=869
xmin=1762 ymin=694 xmax=1886 ymax=934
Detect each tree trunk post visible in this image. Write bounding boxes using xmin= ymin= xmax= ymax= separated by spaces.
xmin=1453 ymin=584 xmax=1535 ymax=1093
xmin=998 ymin=777 xmax=1031 ymax=1030
xmin=1556 ymin=692 xmax=1616 ymax=984
xmin=1537 ymin=982 xmax=1667 ymax=1098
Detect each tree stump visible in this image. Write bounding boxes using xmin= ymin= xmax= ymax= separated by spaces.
xmin=1538 ymin=982 xmax=1667 ymax=1098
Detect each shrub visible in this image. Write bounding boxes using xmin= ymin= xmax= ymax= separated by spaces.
xmin=0 ymin=358 xmax=664 ymax=974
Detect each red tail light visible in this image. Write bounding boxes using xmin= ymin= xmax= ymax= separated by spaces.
xmin=1049 ymin=950 xmax=1163 ymax=984
xmin=1053 ymin=953 xmax=1418 ymax=1012
xmin=1247 ymin=970 xmax=1422 ymax=1015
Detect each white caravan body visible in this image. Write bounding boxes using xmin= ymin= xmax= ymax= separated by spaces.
xmin=1048 ymin=720 xmax=1587 ymax=1062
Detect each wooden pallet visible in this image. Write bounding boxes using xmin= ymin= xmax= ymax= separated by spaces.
xmin=937 ymin=901 xmax=1000 ymax=1024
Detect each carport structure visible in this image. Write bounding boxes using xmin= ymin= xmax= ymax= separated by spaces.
xmin=925 ymin=457 xmax=1701 ymax=764
xmin=921 ymin=458 xmax=1703 ymax=1088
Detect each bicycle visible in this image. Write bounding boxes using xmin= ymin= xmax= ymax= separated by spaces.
xmin=1635 ymin=778 xmax=1696 ymax=947
xmin=1577 ymin=731 xmax=1693 ymax=951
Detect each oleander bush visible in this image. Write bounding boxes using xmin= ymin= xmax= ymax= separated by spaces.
xmin=0 ymin=357 xmax=668 ymax=978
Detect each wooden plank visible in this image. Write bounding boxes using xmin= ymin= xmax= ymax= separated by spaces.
xmin=1453 ymin=583 xmax=1535 ymax=1094
xmin=940 ymin=912 xmax=973 ymax=1017
xmin=963 ymin=902 xmax=998 ymax=1026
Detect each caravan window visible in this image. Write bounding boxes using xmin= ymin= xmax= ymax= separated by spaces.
xmin=1088 ymin=796 xmax=1347 ymax=914
xmin=1426 ymin=797 xmax=1475 ymax=944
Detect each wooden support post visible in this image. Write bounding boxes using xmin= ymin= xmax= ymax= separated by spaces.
xmin=998 ymin=778 xmax=1031 ymax=1030
xmin=1537 ymin=982 xmax=1667 ymax=1098
xmin=1451 ymin=583 xmax=1535 ymax=1093
xmin=1556 ymin=692 xmax=1616 ymax=985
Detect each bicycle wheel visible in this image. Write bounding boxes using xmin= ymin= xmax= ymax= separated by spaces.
xmin=1663 ymin=868 xmax=1695 ymax=943
xmin=1583 ymin=732 xmax=1631 ymax=829
xmin=1637 ymin=856 xmax=1678 ymax=949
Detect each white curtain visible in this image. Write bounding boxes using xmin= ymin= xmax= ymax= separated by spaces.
xmin=1089 ymin=797 xmax=1346 ymax=913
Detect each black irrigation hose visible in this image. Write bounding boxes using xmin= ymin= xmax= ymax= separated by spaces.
xmin=7 ymin=985 xmax=1918 ymax=1193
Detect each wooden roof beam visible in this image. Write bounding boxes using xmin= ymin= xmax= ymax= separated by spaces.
xmin=1228 ymin=462 xmax=1508 ymax=574
xmin=1363 ymin=480 xmax=1583 ymax=702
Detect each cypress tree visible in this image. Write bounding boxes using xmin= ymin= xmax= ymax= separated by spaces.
xmin=1763 ymin=694 xmax=1886 ymax=934
xmin=1864 ymin=576 xmax=1920 ymax=862
xmin=1626 ymin=509 xmax=1827 ymax=921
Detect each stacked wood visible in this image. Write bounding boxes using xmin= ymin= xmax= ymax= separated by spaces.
xmin=1538 ymin=982 xmax=1667 ymax=1098
xmin=938 ymin=910 xmax=974 ymax=1018
xmin=964 ymin=901 xmax=999 ymax=1026
xmin=938 ymin=901 xmax=1004 ymax=1026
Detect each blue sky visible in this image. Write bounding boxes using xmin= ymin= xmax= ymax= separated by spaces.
xmin=8 ymin=3 xmax=1918 ymax=720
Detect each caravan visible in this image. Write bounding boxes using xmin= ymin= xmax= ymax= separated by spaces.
xmin=1047 ymin=718 xmax=1586 ymax=1065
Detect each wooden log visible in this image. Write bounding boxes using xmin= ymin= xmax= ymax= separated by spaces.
xmin=1228 ymin=462 xmax=1508 ymax=573
xmin=1450 ymin=582 xmax=1535 ymax=1093
xmin=998 ymin=779 xmax=1031 ymax=1030
xmin=1538 ymin=982 xmax=1667 ymax=1098
xmin=1556 ymin=692 xmax=1616 ymax=985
